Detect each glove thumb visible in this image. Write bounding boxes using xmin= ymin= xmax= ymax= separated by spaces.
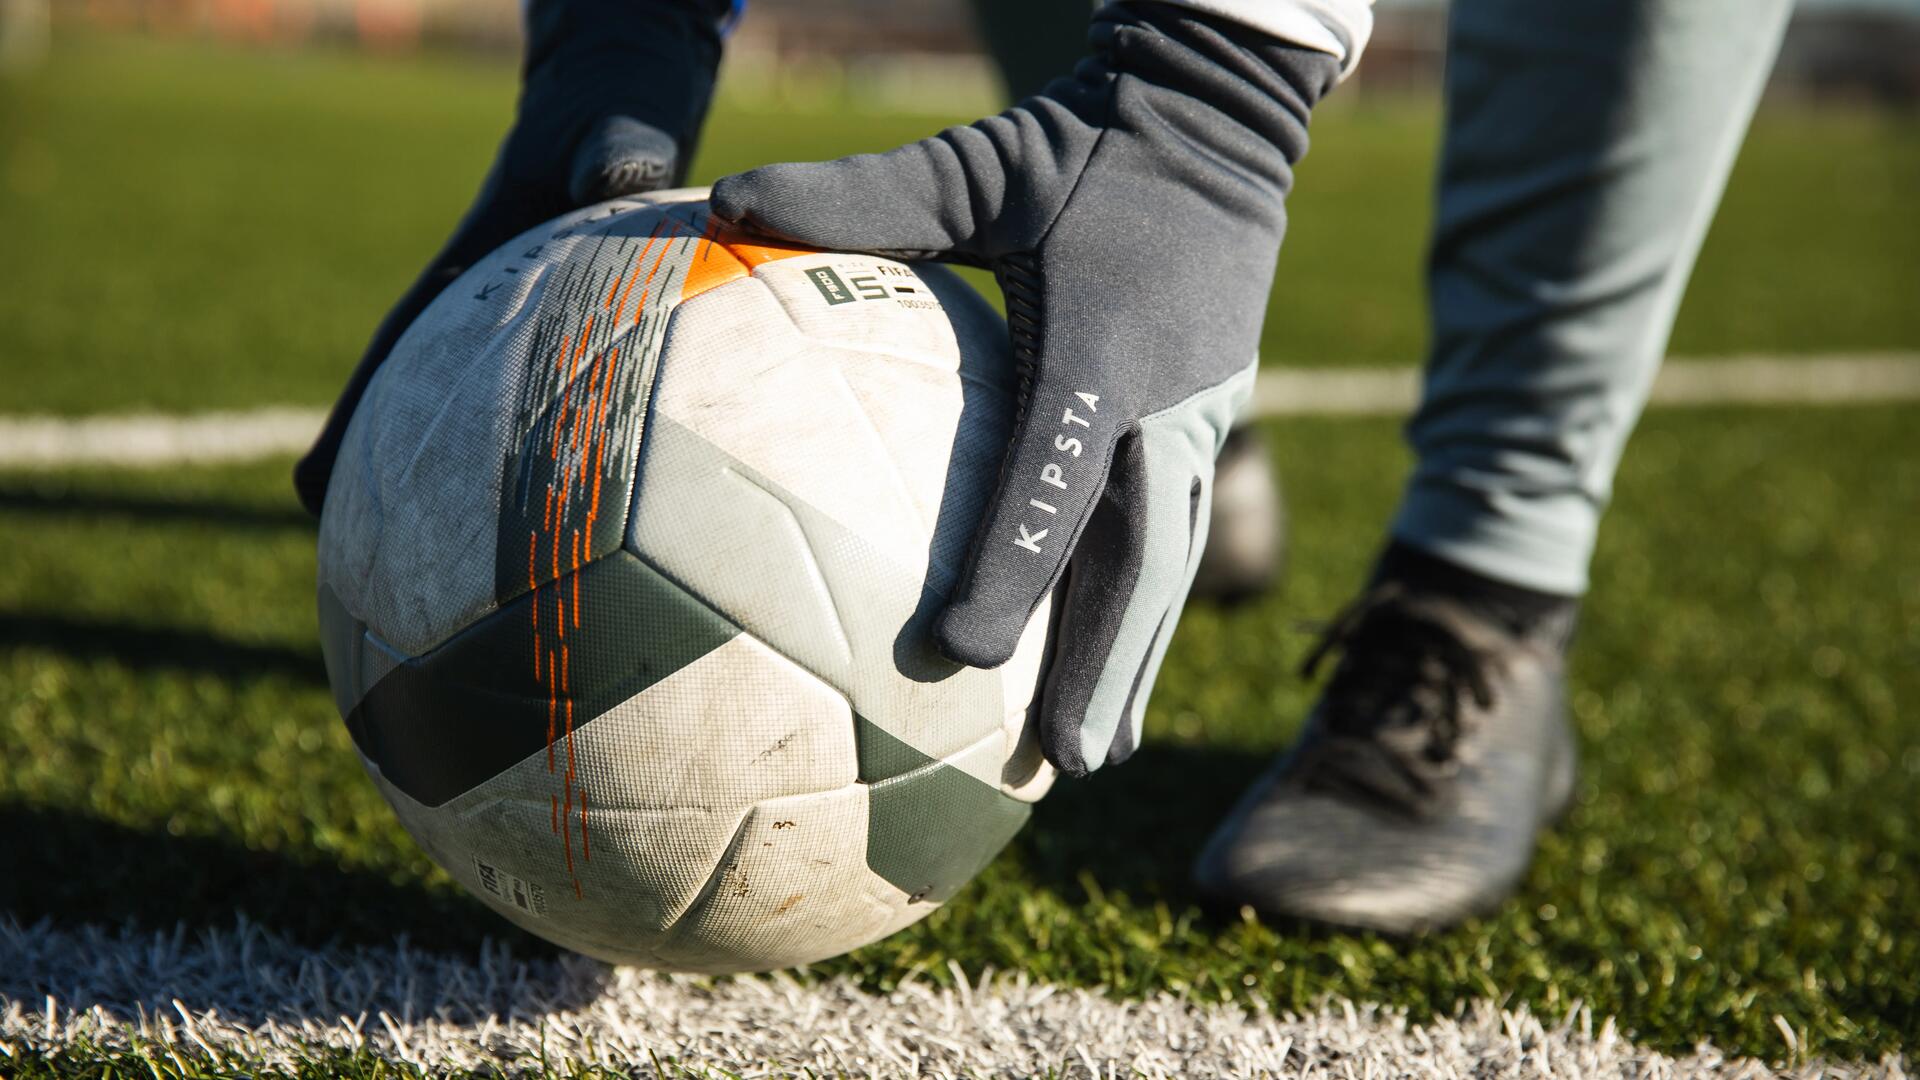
xmin=710 ymin=135 xmax=989 ymax=261
xmin=569 ymin=115 xmax=682 ymax=204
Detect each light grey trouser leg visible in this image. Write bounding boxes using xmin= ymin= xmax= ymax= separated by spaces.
xmin=1390 ymin=0 xmax=1792 ymax=597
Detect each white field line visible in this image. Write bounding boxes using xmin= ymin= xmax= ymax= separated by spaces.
xmin=0 ymin=918 xmax=1905 ymax=1078
xmin=2 ymin=354 xmax=1917 ymax=470
xmin=1249 ymin=351 xmax=1920 ymax=417
xmin=0 ymin=406 xmax=328 ymax=469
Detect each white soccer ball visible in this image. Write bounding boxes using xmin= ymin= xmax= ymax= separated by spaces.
xmin=315 ymin=189 xmax=1054 ymax=973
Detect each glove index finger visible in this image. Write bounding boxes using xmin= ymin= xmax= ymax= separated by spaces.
xmin=935 ymin=374 xmax=1126 ymax=669
xmin=709 ymin=129 xmax=999 ymax=260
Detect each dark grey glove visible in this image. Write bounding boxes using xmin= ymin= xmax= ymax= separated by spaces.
xmin=711 ymin=2 xmax=1337 ymax=776
xmin=294 ymin=0 xmax=731 ymax=516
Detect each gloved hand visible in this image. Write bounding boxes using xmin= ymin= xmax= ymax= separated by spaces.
xmin=294 ymin=0 xmax=732 ymax=516
xmin=711 ymin=2 xmax=1338 ymax=777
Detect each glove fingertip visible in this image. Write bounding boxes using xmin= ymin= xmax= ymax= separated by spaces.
xmin=1038 ymin=705 xmax=1094 ymax=779
xmin=932 ymin=600 xmax=1025 ymax=670
xmin=705 ymin=171 xmax=757 ymax=222
xmin=568 ymin=116 xmax=678 ymax=205
xmin=1048 ymin=752 xmax=1092 ymax=781
xmin=708 ymin=165 xmax=817 ymax=232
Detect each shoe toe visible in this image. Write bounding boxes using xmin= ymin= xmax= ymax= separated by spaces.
xmin=1193 ymin=758 xmax=1534 ymax=935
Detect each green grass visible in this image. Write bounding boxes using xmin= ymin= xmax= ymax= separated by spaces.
xmin=2 ymin=32 xmax=1918 ymax=415
xmin=3 ymin=1043 xmax=729 ymax=1079
xmin=2 ymin=26 xmax=1918 ymax=1074
xmin=3 ymin=405 xmax=1916 ymax=1064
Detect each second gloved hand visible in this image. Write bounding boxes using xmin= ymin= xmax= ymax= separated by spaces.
xmin=711 ymin=2 xmax=1338 ymax=776
xmin=294 ymin=0 xmax=731 ymax=516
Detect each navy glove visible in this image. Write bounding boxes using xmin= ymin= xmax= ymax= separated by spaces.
xmin=711 ymin=3 xmax=1337 ymax=776
xmin=294 ymin=0 xmax=731 ymax=516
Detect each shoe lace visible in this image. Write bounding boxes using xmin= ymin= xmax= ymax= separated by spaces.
xmin=1297 ymin=582 xmax=1500 ymax=794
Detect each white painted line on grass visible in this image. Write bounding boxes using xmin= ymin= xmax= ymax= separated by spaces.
xmin=3 ymin=355 xmax=1917 ymax=469
xmin=1644 ymin=352 xmax=1920 ymax=406
xmin=0 ymin=407 xmax=328 ymax=469
xmin=1250 ymin=352 xmax=1920 ymax=417
xmin=0 ymin=918 xmax=1902 ymax=1078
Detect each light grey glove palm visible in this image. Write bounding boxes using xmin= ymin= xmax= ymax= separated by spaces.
xmin=712 ymin=2 xmax=1337 ymax=776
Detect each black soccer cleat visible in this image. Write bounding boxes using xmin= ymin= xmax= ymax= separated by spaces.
xmin=1193 ymin=561 xmax=1578 ymax=934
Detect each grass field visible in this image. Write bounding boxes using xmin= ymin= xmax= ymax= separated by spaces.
xmin=2 ymin=33 xmax=1918 ymax=415
xmin=1 ymin=27 xmax=1917 ymax=1076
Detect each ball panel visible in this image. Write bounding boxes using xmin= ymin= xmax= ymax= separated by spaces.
xmin=661 ymin=263 xmax=1020 ymax=591
xmin=675 ymin=224 xmax=821 ymax=304
xmin=320 ymin=195 xmax=763 ymax=660
xmin=662 ymin=721 xmax=1034 ymax=972
xmin=628 ymin=411 xmax=1030 ymax=785
xmin=642 ymin=428 xmax=857 ymax=673
xmin=637 ymin=265 xmax=1058 ymax=801
xmin=749 ymin=256 xmax=968 ymax=369
xmin=863 ymin=727 xmax=1035 ymax=906
xmin=905 ymin=260 xmax=1013 ymax=387
xmin=331 ymin=549 xmax=739 ymax=809
xmin=655 ymin=275 xmax=960 ymax=573
xmin=658 ymin=783 xmax=928 ymax=973
xmin=371 ymin=626 xmax=859 ymax=966
xmin=316 ymin=235 xmax=547 ymax=658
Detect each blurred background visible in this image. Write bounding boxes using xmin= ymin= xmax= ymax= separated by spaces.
xmin=1 ymin=0 xmax=1916 ymax=1063
xmin=10 ymin=0 xmax=1920 ymax=102
xmin=2 ymin=0 xmax=1917 ymax=410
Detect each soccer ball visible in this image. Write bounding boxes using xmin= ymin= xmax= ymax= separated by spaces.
xmin=315 ymin=189 xmax=1054 ymax=973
